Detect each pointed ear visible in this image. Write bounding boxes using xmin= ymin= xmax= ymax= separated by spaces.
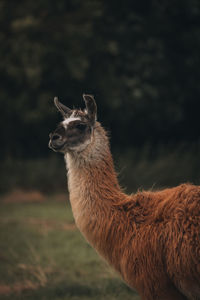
xmin=54 ymin=97 xmax=72 ymax=118
xmin=83 ymin=94 xmax=97 ymax=125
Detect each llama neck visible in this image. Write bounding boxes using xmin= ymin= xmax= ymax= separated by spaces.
xmin=64 ymin=124 xmax=126 ymax=253
xmin=65 ymin=125 xmax=123 ymax=207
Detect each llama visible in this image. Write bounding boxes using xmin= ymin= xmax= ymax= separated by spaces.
xmin=49 ymin=94 xmax=200 ymax=300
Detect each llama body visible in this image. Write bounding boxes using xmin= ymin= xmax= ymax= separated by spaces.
xmin=49 ymin=95 xmax=200 ymax=300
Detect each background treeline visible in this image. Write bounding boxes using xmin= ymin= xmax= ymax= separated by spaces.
xmin=1 ymin=0 xmax=200 ymax=193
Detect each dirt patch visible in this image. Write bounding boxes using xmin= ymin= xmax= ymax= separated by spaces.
xmin=54 ymin=193 xmax=68 ymax=202
xmin=0 ymin=284 xmax=11 ymax=296
xmin=0 ymin=280 xmax=39 ymax=296
xmin=2 ymin=189 xmax=46 ymax=204
xmin=2 ymin=190 xmax=68 ymax=203
xmin=0 ymin=261 xmax=55 ymax=296
xmin=0 ymin=217 xmax=76 ymax=233
xmin=27 ymin=218 xmax=76 ymax=232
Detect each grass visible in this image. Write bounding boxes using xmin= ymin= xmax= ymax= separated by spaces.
xmin=1 ymin=144 xmax=200 ymax=298
xmin=0 ymin=194 xmax=139 ymax=300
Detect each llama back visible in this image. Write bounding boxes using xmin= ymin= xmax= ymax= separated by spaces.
xmin=119 ymin=184 xmax=200 ymax=224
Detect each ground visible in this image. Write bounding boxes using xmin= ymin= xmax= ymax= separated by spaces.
xmin=0 ymin=191 xmax=139 ymax=300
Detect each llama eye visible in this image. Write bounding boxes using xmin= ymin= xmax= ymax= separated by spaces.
xmin=76 ymin=123 xmax=87 ymax=131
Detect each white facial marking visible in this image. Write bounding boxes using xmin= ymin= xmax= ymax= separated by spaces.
xmin=62 ymin=113 xmax=81 ymax=129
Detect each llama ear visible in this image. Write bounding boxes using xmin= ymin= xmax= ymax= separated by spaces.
xmin=54 ymin=97 xmax=72 ymax=118
xmin=83 ymin=94 xmax=97 ymax=125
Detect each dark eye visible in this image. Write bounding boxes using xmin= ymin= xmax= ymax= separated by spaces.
xmin=76 ymin=123 xmax=87 ymax=131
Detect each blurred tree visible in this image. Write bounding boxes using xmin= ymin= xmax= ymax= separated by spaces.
xmin=0 ymin=0 xmax=200 ymax=159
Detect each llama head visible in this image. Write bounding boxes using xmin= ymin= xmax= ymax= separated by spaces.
xmin=49 ymin=94 xmax=97 ymax=153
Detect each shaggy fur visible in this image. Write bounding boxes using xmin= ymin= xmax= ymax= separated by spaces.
xmin=49 ymin=95 xmax=200 ymax=300
xmin=65 ymin=124 xmax=200 ymax=300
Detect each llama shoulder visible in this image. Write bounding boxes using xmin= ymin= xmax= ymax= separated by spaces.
xmin=116 ymin=183 xmax=200 ymax=224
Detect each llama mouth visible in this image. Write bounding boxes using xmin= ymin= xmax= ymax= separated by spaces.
xmin=48 ymin=139 xmax=66 ymax=152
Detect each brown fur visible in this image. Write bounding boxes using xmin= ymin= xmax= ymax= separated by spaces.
xmin=65 ymin=123 xmax=200 ymax=300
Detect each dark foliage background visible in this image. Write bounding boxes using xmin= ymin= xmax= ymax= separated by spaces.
xmin=1 ymin=0 xmax=200 ymax=192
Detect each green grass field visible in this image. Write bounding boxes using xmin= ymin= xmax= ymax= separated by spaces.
xmin=0 ymin=194 xmax=139 ymax=300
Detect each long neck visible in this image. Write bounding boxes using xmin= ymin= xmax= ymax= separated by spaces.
xmin=65 ymin=124 xmax=127 ymax=257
